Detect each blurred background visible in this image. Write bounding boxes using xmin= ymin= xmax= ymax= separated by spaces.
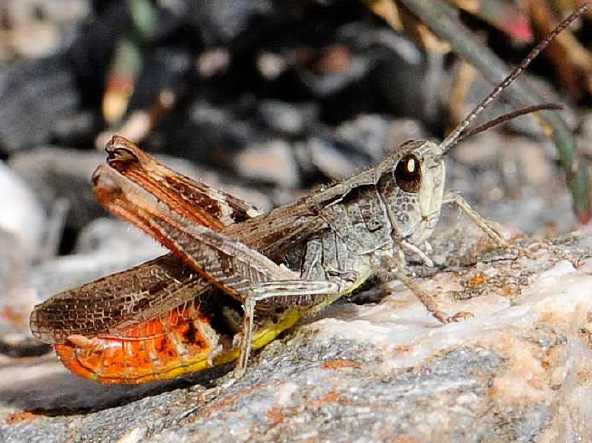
xmin=0 ymin=0 xmax=591 ymax=357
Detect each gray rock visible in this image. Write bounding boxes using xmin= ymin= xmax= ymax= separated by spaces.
xmin=0 ymin=227 xmax=42 ymax=357
xmin=0 ymin=228 xmax=30 ymax=334
xmin=2 ymin=231 xmax=592 ymax=442
xmin=258 ymin=100 xmax=318 ymax=136
xmin=235 ymin=139 xmax=300 ymax=188
xmin=165 ymin=100 xmax=259 ymax=167
xmin=0 ymin=56 xmax=79 ymax=153
xmin=306 ymin=136 xmax=361 ymax=180
xmin=29 ymin=218 xmax=165 ymax=302
xmin=336 ymin=114 xmax=392 ymax=161
xmin=8 ymin=147 xmax=105 ymax=231
xmin=188 ymin=0 xmax=274 ymax=44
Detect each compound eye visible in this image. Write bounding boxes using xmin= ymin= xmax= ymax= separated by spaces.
xmin=394 ymin=154 xmax=421 ymax=193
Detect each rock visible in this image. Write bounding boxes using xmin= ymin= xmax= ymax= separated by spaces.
xmin=501 ymin=136 xmax=554 ymax=187
xmin=8 ymin=147 xmax=106 ymax=231
xmin=188 ymin=0 xmax=276 ymax=45
xmin=296 ymin=44 xmax=370 ymax=98
xmin=2 ymin=230 xmax=592 ymax=441
xmin=0 ymin=228 xmax=30 ymax=328
xmin=452 ymin=131 xmax=504 ymax=167
xmin=162 ymin=100 xmax=259 ymax=167
xmin=0 ymin=56 xmax=79 ymax=153
xmin=51 ymin=111 xmax=102 ymax=149
xmin=386 ymin=118 xmax=427 ymax=153
xmin=305 ymin=136 xmax=364 ymax=180
xmin=29 ymin=218 xmax=165 ymax=302
xmin=336 ymin=114 xmax=392 ymax=161
xmin=235 ymin=139 xmax=300 ymax=188
xmin=126 ymin=48 xmax=192 ymax=113
xmin=307 ymin=116 xmax=426 ymax=182
xmin=0 ymin=229 xmax=24 ymax=298
xmin=0 ymin=160 xmax=45 ymax=260
xmin=0 ymin=0 xmax=90 ymax=60
xmin=257 ymin=100 xmax=318 ymax=136
xmin=0 ymin=218 xmax=164 ymax=354
xmin=0 ymin=227 xmax=40 ymax=356
xmin=73 ymin=218 xmax=162 ymax=255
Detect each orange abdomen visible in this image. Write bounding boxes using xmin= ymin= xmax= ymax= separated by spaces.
xmin=54 ymin=303 xmax=220 ymax=384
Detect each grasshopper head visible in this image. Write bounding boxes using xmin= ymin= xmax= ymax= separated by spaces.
xmin=376 ymin=140 xmax=445 ymax=244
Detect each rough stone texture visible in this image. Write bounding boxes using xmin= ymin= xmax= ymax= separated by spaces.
xmin=2 ymin=230 xmax=592 ymax=442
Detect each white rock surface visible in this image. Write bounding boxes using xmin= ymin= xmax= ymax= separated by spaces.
xmin=0 ymin=161 xmax=44 ymax=260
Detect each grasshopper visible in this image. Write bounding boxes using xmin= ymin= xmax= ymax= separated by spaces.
xmin=30 ymin=6 xmax=587 ymax=384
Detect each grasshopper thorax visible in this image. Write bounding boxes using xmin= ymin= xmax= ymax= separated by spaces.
xmin=375 ymin=140 xmax=445 ymax=245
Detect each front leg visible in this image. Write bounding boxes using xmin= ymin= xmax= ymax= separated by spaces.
xmin=401 ymin=240 xmax=434 ymax=267
xmin=443 ymin=192 xmax=509 ymax=248
xmin=380 ymin=254 xmax=472 ymax=323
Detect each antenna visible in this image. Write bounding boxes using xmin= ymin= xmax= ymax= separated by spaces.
xmin=454 ymin=103 xmax=562 ymax=144
xmin=438 ymin=3 xmax=589 ymax=155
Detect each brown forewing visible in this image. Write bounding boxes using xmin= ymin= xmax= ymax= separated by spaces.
xmin=105 ymin=136 xmax=261 ymax=229
xmin=29 ymin=254 xmax=208 ymax=343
